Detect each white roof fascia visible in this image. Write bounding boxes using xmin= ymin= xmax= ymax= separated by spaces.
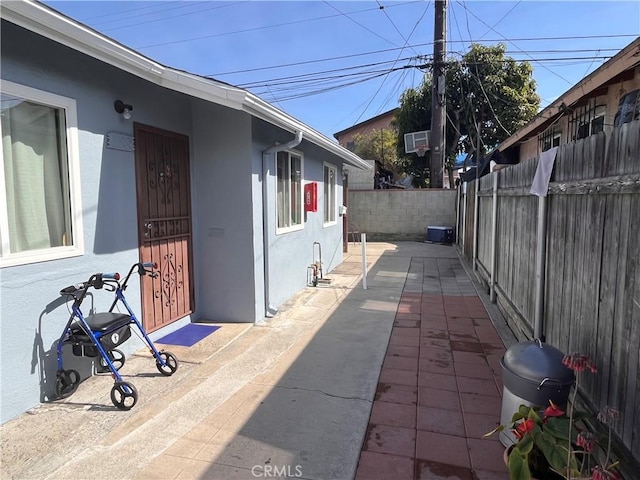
xmin=243 ymin=95 xmax=372 ymax=170
xmin=1 ymin=1 xmax=371 ymax=171
xmin=499 ymin=36 xmax=640 ymax=152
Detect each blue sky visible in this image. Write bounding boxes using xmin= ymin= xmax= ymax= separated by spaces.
xmin=44 ymin=1 xmax=640 ymax=139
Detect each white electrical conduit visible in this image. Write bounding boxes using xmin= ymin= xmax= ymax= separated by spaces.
xmin=362 ymin=233 xmax=367 ymax=290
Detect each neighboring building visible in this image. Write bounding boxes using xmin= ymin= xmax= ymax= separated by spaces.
xmin=0 ymin=1 xmax=369 ymax=423
xmin=459 ymin=36 xmax=640 ymax=183
xmin=498 ymin=37 xmax=640 ymax=164
xmin=334 ymin=109 xmax=399 ymax=189
xmin=333 ymin=108 xmax=398 ymax=152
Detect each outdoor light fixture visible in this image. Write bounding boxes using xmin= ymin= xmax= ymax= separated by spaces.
xmin=114 ymin=100 xmax=133 ymax=120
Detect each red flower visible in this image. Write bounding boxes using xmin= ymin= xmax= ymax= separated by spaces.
xmin=513 ymin=418 xmax=535 ymax=440
xmin=562 ymin=353 xmax=597 ymax=373
xmin=543 ymin=400 xmax=565 ymax=418
xmin=577 ymin=431 xmax=595 ymax=453
xmin=597 ymin=406 xmax=620 ymax=425
xmin=592 ymin=465 xmax=621 ymax=480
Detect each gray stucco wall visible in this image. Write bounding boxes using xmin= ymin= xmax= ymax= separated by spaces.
xmin=0 ymin=21 xmax=199 ymax=423
xmin=1 ymin=20 xmax=354 ymax=423
xmin=251 ymin=121 xmax=346 ymax=312
xmin=347 ymin=190 xmax=457 ymax=241
xmin=191 ymin=101 xmax=257 ymax=323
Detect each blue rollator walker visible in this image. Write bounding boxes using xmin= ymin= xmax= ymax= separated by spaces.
xmin=55 ymin=262 xmax=179 ymax=410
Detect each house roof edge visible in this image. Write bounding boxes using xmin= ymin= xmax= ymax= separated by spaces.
xmin=498 ymin=36 xmax=640 ymax=152
xmin=1 ymin=1 xmax=371 ymax=171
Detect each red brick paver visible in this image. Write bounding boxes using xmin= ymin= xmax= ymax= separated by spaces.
xmin=356 ymin=258 xmax=509 ymax=480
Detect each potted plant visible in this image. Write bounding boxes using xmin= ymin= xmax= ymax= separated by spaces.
xmin=485 ymin=353 xmax=622 ymax=480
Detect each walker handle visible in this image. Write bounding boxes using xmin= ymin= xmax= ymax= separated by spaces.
xmin=139 ymin=262 xmax=158 ymax=278
xmin=101 ymin=272 xmax=121 ymax=280
xmin=60 ymin=283 xmax=86 ymax=296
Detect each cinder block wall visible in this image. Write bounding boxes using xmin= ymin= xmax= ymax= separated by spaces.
xmin=347 ymin=190 xmax=457 ymax=241
xmin=346 ymin=160 xmax=375 ymax=190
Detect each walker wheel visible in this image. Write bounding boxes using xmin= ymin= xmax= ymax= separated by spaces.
xmin=110 ymin=381 xmax=138 ymax=410
xmin=100 ymin=349 xmax=125 ymax=371
xmin=55 ymin=369 xmax=80 ymax=399
xmin=155 ymin=351 xmax=179 ymax=376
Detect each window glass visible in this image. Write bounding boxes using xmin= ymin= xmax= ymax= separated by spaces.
xmin=0 ymin=82 xmax=82 ymax=266
xmin=324 ymin=164 xmax=336 ymax=224
xmin=570 ymin=101 xmax=607 ymax=140
xmin=539 ymin=127 xmax=562 ymax=152
xmin=291 ymin=154 xmax=302 ymax=226
xmin=276 ymin=151 xmax=302 ymax=232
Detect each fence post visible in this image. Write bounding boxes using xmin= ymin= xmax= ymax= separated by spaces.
xmin=490 ymin=173 xmax=498 ymax=302
xmin=461 ymin=183 xmax=467 ymax=253
xmin=473 ymin=179 xmax=479 ymax=271
xmin=456 ymin=185 xmax=460 ymax=246
xmin=533 ymin=195 xmax=548 ymax=339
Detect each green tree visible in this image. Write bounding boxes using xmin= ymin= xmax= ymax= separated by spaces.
xmin=394 ymin=43 xmax=540 ymax=187
xmin=352 ymin=129 xmax=399 ymax=172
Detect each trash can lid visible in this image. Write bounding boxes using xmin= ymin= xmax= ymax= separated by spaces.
xmin=502 ymin=340 xmax=575 ymax=385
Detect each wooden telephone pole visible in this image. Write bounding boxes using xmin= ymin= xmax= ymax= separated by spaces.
xmin=430 ymin=0 xmax=447 ymax=188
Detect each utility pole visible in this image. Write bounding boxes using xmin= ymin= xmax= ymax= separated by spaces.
xmin=430 ymin=0 xmax=447 ymax=188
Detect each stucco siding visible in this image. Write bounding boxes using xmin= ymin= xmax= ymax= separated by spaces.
xmin=0 ymin=21 xmax=197 ymax=423
xmin=191 ymin=101 xmax=257 ymax=323
xmin=252 ymin=120 xmax=346 ymax=311
xmin=0 ymin=18 xmax=356 ymax=423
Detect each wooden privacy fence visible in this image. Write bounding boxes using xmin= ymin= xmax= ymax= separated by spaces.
xmin=457 ymin=120 xmax=640 ymax=468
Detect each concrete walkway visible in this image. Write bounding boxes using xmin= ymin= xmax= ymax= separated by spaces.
xmin=0 ymin=242 xmax=515 ymax=480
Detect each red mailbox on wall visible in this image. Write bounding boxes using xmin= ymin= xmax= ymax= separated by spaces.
xmin=304 ymin=182 xmax=318 ymax=212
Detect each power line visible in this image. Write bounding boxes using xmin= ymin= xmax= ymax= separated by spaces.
xmin=134 ymin=2 xmax=422 ymax=50
xmin=76 ymin=1 xmax=184 ymax=22
xmin=236 ymin=57 xmax=415 ymax=88
xmin=322 ymin=1 xmax=399 ymax=48
xmin=351 ymin=1 xmax=432 ymax=125
xmin=228 ymin=55 xmax=614 ymax=93
xmin=376 ymin=0 xmax=421 ymax=57
xmin=477 ymin=1 xmax=521 ymax=41
xmin=209 ymin=39 xmax=633 ymax=78
xmin=101 ymin=2 xmax=244 ymax=33
xmin=455 ymin=0 xmax=574 ymax=85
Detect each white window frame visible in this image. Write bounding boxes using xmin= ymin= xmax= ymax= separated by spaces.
xmin=0 ymin=80 xmax=84 ymax=267
xmin=323 ymin=163 xmax=337 ymax=226
xmin=275 ymin=150 xmax=304 ymax=235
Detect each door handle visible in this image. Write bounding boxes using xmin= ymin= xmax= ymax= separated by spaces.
xmin=144 ymin=222 xmax=153 ymax=238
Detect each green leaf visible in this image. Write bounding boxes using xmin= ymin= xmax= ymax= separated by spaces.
xmin=516 ymin=435 xmax=534 ymax=455
xmin=535 ymin=431 xmax=562 ymax=469
xmin=508 ymin=451 xmax=531 ymax=480
xmin=544 ymin=417 xmax=570 ymax=439
xmin=527 ymin=408 xmax=542 ymax=424
xmin=511 ymin=411 xmax=526 ymax=422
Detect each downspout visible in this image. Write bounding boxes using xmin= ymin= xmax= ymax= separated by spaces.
xmin=261 ymin=131 xmax=303 ymax=318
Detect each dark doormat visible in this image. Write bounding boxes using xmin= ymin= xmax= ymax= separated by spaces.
xmin=156 ymin=323 xmax=221 ymax=347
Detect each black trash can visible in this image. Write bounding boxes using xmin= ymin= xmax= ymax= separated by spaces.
xmin=499 ymin=340 xmax=575 ymax=446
